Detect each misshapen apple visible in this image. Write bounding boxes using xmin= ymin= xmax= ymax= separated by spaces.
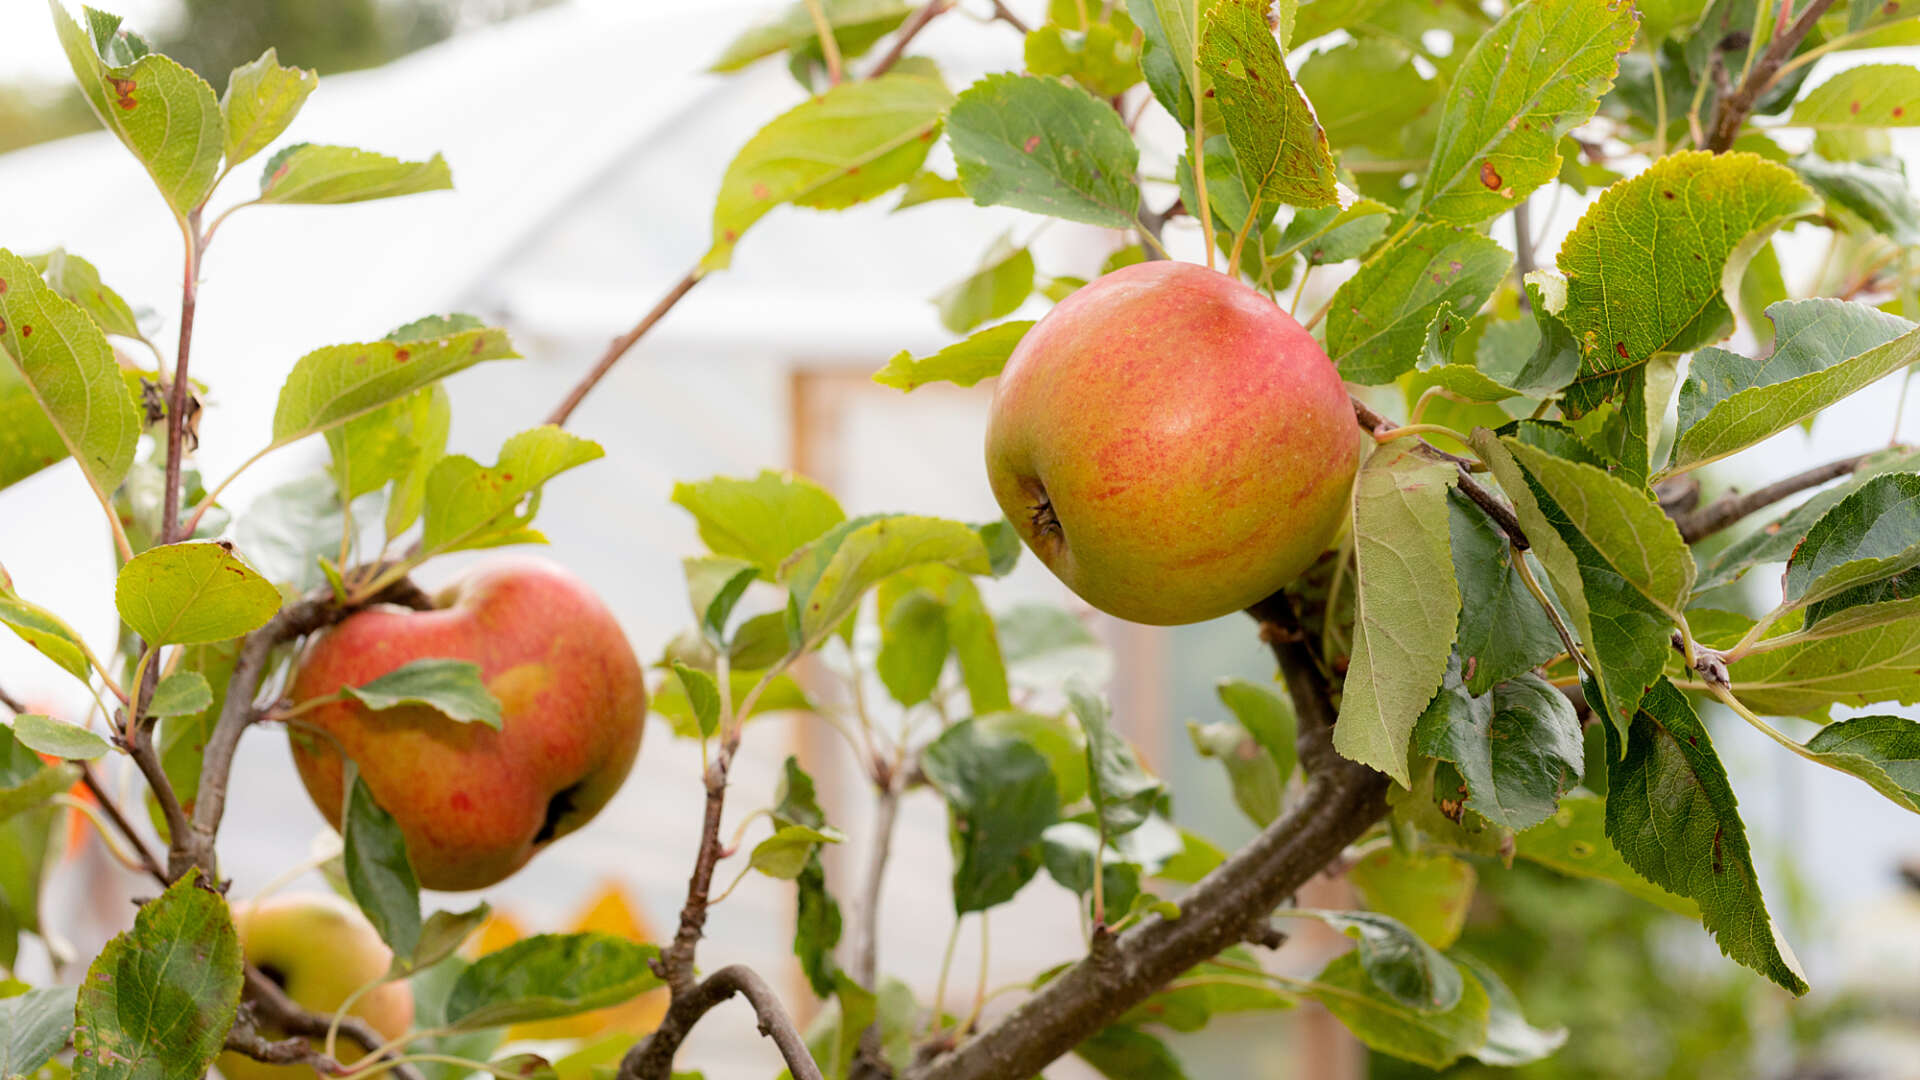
xmin=986 ymin=261 xmax=1359 ymax=625
xmin=216 ymin=893 xmax=413 ymax=1080
xmin=286 ymin=556 xmax=645 ymax=890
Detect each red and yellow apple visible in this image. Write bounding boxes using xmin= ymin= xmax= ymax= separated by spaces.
xmin=216 ymin=892 xmax=413 ymax=1080
xmin=985 ymin=260 xmax=1359 ymax=625
xmin=285 ymin=556 xmax=645 ymax=890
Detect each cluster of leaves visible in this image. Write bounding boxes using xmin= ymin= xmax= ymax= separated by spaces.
xmin=684 ymin=0 xmax=1920 ymax=1072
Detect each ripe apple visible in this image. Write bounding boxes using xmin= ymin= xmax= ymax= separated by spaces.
xmin=985 ymin=260 xmax=1359 ymax=625
xmin=285 ymin=556 xmax=646 ymax=890
xmin=216 ymin=892 xmax=413 ymax=1080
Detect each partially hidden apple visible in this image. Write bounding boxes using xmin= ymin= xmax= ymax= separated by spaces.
xmin=216 ymin=892 xmax=413 ymax=1080
xmin=985 ymin=260 xmax=1359 ymax=625
xmin=286 ymin=556 xmax=645 ymax=890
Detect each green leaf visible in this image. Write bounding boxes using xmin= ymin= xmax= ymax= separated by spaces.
xmin=1075 ymin=1025 xmax=1191 ymax=1080
xmin=1783 ymin=472 xmax=1920 ymax=623
xmin=1187 ymin=718 xmax=1283 ymax=826
xmin=1452 ymin=953 xmax=1567 ymax=1066
xmin=876 ymin=588 xmax=948 ymax=706
xmin=933 ymin=240 xmax=1035 ymax=335
xmin=1474 ymin=428 xmax=1669 ymax=740
xmin=74 ymin=869 xmax=243 ymax=1080
xmin=1415 ymin=665 xmax=1583 ymax=831
xmin=27 ymin=249 xmax=142 ymax=341
xmin=0 ymin=761 xmax=79 ymax=823
xmin=389 ymin=904 xmax=491 ymax=979
xmin=781 ymin=515 xmax=997 ymax=649
xmin=682 ymin=556 xmax=758 ymax=643
xmin=671 ymin=470 xmax=846 ymax=579
xmin=793 ymin=854 xmax=842 ymax=997
xmin=1276 ymin=198 xmax=1393 ymax=266
xmin=1114 ymin=949 xmax=1295 ymax=1032
xmin=749 ymin=824 xmax=845 ymax=880
xmin=894 ymin=169 xmax=966 ymax=209
xmin=343 ymin=772 xmax=421 ymax=959
xmin=651 ymin=668 xmax=809 ymax=738
xmin=1298 ymin=909 xmax=1464 ymax=1012
xmin=0 ymin=249 xmax=141 ymax=501
xmin=921 ymin=718 xmax=1058 ymax=913
xmin=146 ymin=671 xmax=212 ymax=719
xmin=52 ymin=3 xmax=222 ymax=218
xmin=271 ymin=324 xmax=517 ymax=448
xmin=1041 ymin=822 xmax=1143 ymax=913
xmin=1726 ymin=599 xmax=1920 ymax=716
xmin=873 ymin=321 xmax=1032 ymax=392
xmin=258 ymin=143 xmax=452 ymax=204
xmin=1795 ymin=155 xmax=1920 ymax=245
xmin=1789 ymin=63 xmax=1920 ymax=129
xmin=1327 ymin=227 xmax=1512 ymax=384
xmin=325 ymin=377 xmax=452 ymax=533
xmin=1070 ymin=683 xmax=1163 ymax=840
xmin=1673 ymin=300 xmax=1920 ymax=470
xmin=1554 ymin=151 xmax=1816 ymax=392
xmin=1348 ymin=848 xmax=1476 ymax=950
xmin=444 ymin=933 xmax=663 ymax=1031
xmin=219 ymin=48 xmax=315 ymax=167
xmin=0 ymin=985 xmax=78 ymax=1080
xmin=1414 ymin=0 xmax=1636 ymax=224
xmin=419 ymin=426 xmax=604 ymax=556
xmin=1214 ymin=678 xmax=1296 ymax=786
xmin=0 ymin=568 xmax=93 ymax=683
xmin=709 ymin=0 xmax=913 ymax=71
xmin=706 ymin=73 xmax=950 ymax=270
xmin=1503 ymin=439 xmax=1694 ymax=615
xmin=669 ymin=662 xmax=721 ymax=739
xmin=1306 ymin=951 xmax=1490 ymax=1069
xmin=1026 ymin=13 xmax=1144 ymax=98
xmin=10 ymin=714 xmax=108 ymax=762
xmin=115 ymin=541 xmax=280 ymax=646
xmin=1128 ymin=0 xmax=1202 ymax=125
xmin=947 ymin=72 xmax=1142 ymax=229
xmin=1199 ymin=0 xmax=1338 ymax=211
xmin=1295 ymin=39 xmax=1437 ymax=154
xmin=1605 ymin=679 xmax=1809 ymax=994
xmin=1446 ymin=490 xmax=1565 ymax=695
xmin=1801 ymin=714 xmax=1920 ymax=813
xmin=1699 ymin=447 xmax=1920 ymax=590
xmin=339 ymin=659 xmax=504 ymax=729
xmin=998 ymin=603 xmax=1113 ymax=691
xmin=1334 ymin=441 xmax=1460 ymax=786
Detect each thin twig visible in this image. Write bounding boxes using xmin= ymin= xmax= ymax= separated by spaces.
xmin=244 ymin=965 xmax=425 ymax=1080
xmin=1672 ymin=451 xmax=1878 ymax=543
xmin=868 ymin=1 xmax=953 ymax=77
xmin=161 ymin=212 xmax=204 ymax=546
xmin=1703 ymin=0 xmax=1841 ymax=152
xmin=79 ymin=762 xmax=168 ymax=884
xmin=987 ymin=0 xmax=1031 ymax=33
xmin=544 ymin=268 xmax=703 ymax=428
xmin=621 ymin=965 xmax=823 ymax=1080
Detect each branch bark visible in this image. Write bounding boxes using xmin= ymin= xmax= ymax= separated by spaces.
xmin=243 ymin=965 xmax=424 ymax=1080
xmin=1673 ymin=450 xmax=1879 ymax=542
xmin=79 ymin=762 xmax=168 ymax=885
xmin=171 ymin=572 xmax=434 ymax=880
xmin=867 ymin=1 xmax=953 ymax=78
xmin=160 ymin=210 xmax=204 ymax=546
xmin=902 ymin=596 xmax=1389 ymax=1080
xmin=1703 ymin=0 xmax=1841 ymax=152
xmin=621 ymin=965 xmax=823 ymax=1080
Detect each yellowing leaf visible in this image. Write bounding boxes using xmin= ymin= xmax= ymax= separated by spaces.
xmin=1333 ymin=441 xmax=1460 ymax=785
